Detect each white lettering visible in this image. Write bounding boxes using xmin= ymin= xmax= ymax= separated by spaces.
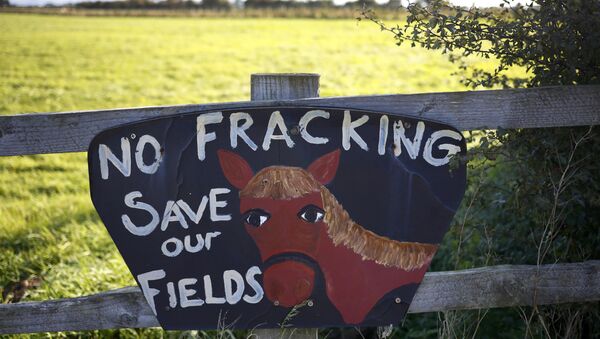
xmin=223 ymin=270 xmax=245 ymax=304
xmin=423 ymin=130 xmax=463 ymax=166
xmin=262 ymin=111 xmax=295 ymax=150
xmin=204 ymin=274 xmax=226 ymax=304
xmin=161 ymin=237 xmax=184 ymax=257
xmin=179 ymin=278 xmax=204 ymax=308
xmin=299 ymin=110 xmax=329 ymax=144
xmin=99 ymin=137 xmax=131 ymax=179
xmin=184 ymin=233 xmax=205 ymax=253
xmin=160 ymin=200 xmax=189 ymax=231
xmin=342 ymin=110 xmax=369 ymax=151
xmin=135 ymin=134 xmax=162 ymax=175
xmin=167 ymin=281 xmax=177 ymax=308
xmin=378 ymin=115 xmax=389 ymax=155
xmin=176 ymin=197 xmax=209 ymax=224
xmin=209 ymin=188 xmax=231 ymax=222
xmin=230 ymin=112 xmax=258 ymax=151
xmin=121 ymin=191 xmax=160 ymax=236
xmin=137 ymin=269 xmax=165 ymax=315
xmin=197 ymin=112 xmax=223 ymax=161
xmin=204 ymin=231 xmax=222 ymax=250
xmin=243 ymin=266 xmax=264 ymax=304
xmin=393 ymin=120 xmax=425 ymax=159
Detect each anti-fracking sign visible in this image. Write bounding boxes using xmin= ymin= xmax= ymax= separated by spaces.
xmin=88 ymin=106 xmax=467 ymax=329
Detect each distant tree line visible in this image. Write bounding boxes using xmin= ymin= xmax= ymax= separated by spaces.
xmin=74 ymin=0 xmax=230 ymax=10
xmin=1 ymin=0 xmax=11 ymax=8
xmin=243 ymin=0 xmax=333 ymax=9
xmin=243 ymin=0 xmax=388 ymax=9
xmin=71 ymin=0 xmax=393 ymax=10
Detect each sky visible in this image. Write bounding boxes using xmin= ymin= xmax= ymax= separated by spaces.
xmin=9 ymin=0 xmax=514 ymax=8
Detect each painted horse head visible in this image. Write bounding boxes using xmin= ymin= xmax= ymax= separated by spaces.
xmin=217 ymin=149 xmax=438 ymax=324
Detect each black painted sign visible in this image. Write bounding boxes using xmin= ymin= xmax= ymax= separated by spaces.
xmin=88 ymin=106 xmax=467 ymax=329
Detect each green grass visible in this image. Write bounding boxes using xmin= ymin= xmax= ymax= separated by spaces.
xmin=0 ymin=13 xmax=499 ymax=337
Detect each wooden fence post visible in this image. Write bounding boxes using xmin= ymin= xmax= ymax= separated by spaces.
xmin=251 ymin=73 xmax=319 ymax=101
xmin=250 ymin=73 xmax=320 ymax=339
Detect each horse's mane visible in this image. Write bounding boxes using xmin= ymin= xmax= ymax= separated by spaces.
xmin=240 ymin=166 xmax=437 ymax=271
xmin=240 ymin=166 xmax=319 ymax=200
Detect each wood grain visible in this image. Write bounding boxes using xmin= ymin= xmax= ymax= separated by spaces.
xmin=1 ymin=85 xmax=599 ymax=156
xmin=1 ymin=261 xmax=598 ymax=334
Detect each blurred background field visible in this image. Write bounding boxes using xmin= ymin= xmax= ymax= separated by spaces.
xmin=0 ymin=12 xmax=506 ymax=337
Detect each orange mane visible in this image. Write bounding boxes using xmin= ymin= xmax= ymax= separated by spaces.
xmin=240 ymin=166 xmax=437 ymax=271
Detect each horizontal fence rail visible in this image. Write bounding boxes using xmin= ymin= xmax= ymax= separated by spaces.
xmin=1 ymin=85 xmax=599 ymax=156
xmin=0 ymin=261 xmax=598 ymax=334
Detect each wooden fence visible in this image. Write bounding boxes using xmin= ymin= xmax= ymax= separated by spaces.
xmin=0 ymin=73 xmax=599 ymax=335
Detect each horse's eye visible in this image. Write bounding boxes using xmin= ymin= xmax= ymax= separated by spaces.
xmin=298 ymin=205 xmax=325 ymax=223
xmin=242 ymin=209 xmax=270 ymax=227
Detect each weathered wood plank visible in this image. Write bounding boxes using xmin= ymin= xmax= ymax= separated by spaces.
xmin=0 ymin=286 xmax=158 ymax=334
xmin=1 ymin=85 xmax=599 ymax=156
xmin=410 ymin=260 xmax=600 ymax=313
xmin=1 ymin=261 xmax=598 ymax=334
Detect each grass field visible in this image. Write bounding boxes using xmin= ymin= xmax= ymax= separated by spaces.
xmin=1 ymin=13 xmax=494 ymax=337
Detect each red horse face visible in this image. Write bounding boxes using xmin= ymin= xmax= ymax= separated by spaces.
xmin=218 ymin=150 xmax=340 ymax=308
xmin=240 ymin=192 xmax=324 ymax=307
xmin=218 ymin=149 xmax=435 ymax=324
